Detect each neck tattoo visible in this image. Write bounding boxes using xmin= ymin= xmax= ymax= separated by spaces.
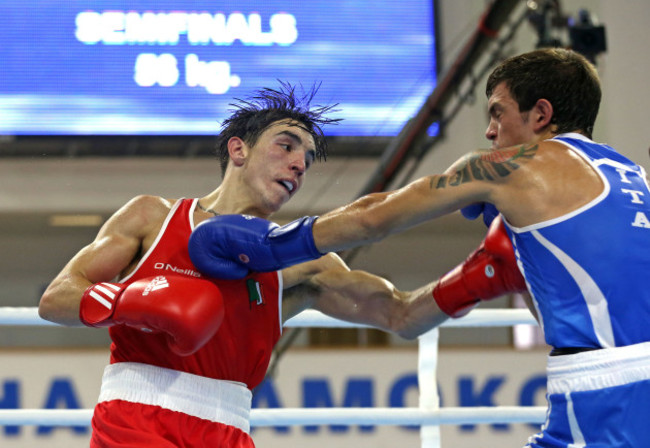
xmin=197 ymin=201 xmax=220 ymax=216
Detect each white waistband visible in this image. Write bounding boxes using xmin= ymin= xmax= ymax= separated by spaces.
xmin=547 ymin=341 xmax=650 ymax=395
xmin=98 ymin=362 xmax=252 ymax=434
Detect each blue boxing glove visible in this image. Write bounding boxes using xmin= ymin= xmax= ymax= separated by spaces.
xmin=188 ymin=214 xmax=323 ymax=280
xmin=460 ymin=202 xmax=500 ymax=227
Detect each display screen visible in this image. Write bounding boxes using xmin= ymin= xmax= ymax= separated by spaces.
xmin=0 ymin=1 xmax=436 ymax=136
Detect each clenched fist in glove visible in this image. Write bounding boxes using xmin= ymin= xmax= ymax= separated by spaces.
xmin=188 ymin=214 xmax=323 ymax=280
xmin=433 ymin=216 xmax=527 ymax=318
xmin=79 ymin=275 xmax=224 ymax=356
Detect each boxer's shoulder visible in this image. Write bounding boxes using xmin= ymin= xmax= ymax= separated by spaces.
xmin=106 ymin=195 xmax=175 ymax=241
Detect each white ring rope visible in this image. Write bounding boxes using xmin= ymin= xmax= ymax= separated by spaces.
xmin=0 ymin=307 xmax=537 ymax=328
xmin=0 ymin=406 xmax=546 ymax=427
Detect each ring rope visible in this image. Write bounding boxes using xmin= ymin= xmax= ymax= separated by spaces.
xmin=0 ymin=406 xmax=546 ymax=427
xmin=0 ymin=307 xmax=537 ymax=328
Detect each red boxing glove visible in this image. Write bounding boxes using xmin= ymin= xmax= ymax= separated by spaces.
xmin=433 ymin=216 xmax=527 ymax=318
xmin=79 ymin=275 xmax=225 ymax=356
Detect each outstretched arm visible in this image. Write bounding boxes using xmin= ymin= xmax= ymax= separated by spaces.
xmin=282 ymin=217 xmax=527 ymax=339
xmin=312 ymin=143 xmax=538 ymax=253
xmin=281 ymin=253 xmax=448 ymax=340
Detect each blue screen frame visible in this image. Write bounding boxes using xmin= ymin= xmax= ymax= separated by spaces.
xmin=0 ymin=1 xmax=437 ymax=137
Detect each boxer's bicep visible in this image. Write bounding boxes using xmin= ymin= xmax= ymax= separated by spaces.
xmin=40 ymin=196 xmax=162 ymax=324
xmin=77 ymin=196 xmax=157 ymax=283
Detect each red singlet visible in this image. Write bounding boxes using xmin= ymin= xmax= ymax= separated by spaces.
xmin=91 ymin=198 xmax=283 ymax=448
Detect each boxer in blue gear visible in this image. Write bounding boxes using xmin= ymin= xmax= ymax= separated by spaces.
xmin=191 ymin=48 xmax=650 ymax=447
xmin=511 ymin=133 xmax=650 ymax=448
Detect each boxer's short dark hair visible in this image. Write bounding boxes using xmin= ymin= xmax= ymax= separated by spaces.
xmin=486 ymin=48 xmax=601 ymax=138
xmin=216 ymin=82 xmax=341 ymax=175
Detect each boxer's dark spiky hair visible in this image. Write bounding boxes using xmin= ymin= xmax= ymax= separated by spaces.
xmin=216 ymin=81 xmax=341 ymax=175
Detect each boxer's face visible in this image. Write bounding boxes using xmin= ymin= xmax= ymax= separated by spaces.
xmin=241 ymin=119 xmax=316 ymax=214
xmin=485 ymin=82 xmax=537 ymax=150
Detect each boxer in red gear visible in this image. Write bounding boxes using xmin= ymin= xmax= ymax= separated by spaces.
xmin=40 ymin=84 xmax=481 ymax=447
xmin=87 ymin=198 xmax=277 ymax=447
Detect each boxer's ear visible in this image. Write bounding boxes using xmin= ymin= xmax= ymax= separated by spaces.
xmin=529 ymin=98 xmax=553 ymax=132
xmin=228 ymin=137 xmax=248 ymax=167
